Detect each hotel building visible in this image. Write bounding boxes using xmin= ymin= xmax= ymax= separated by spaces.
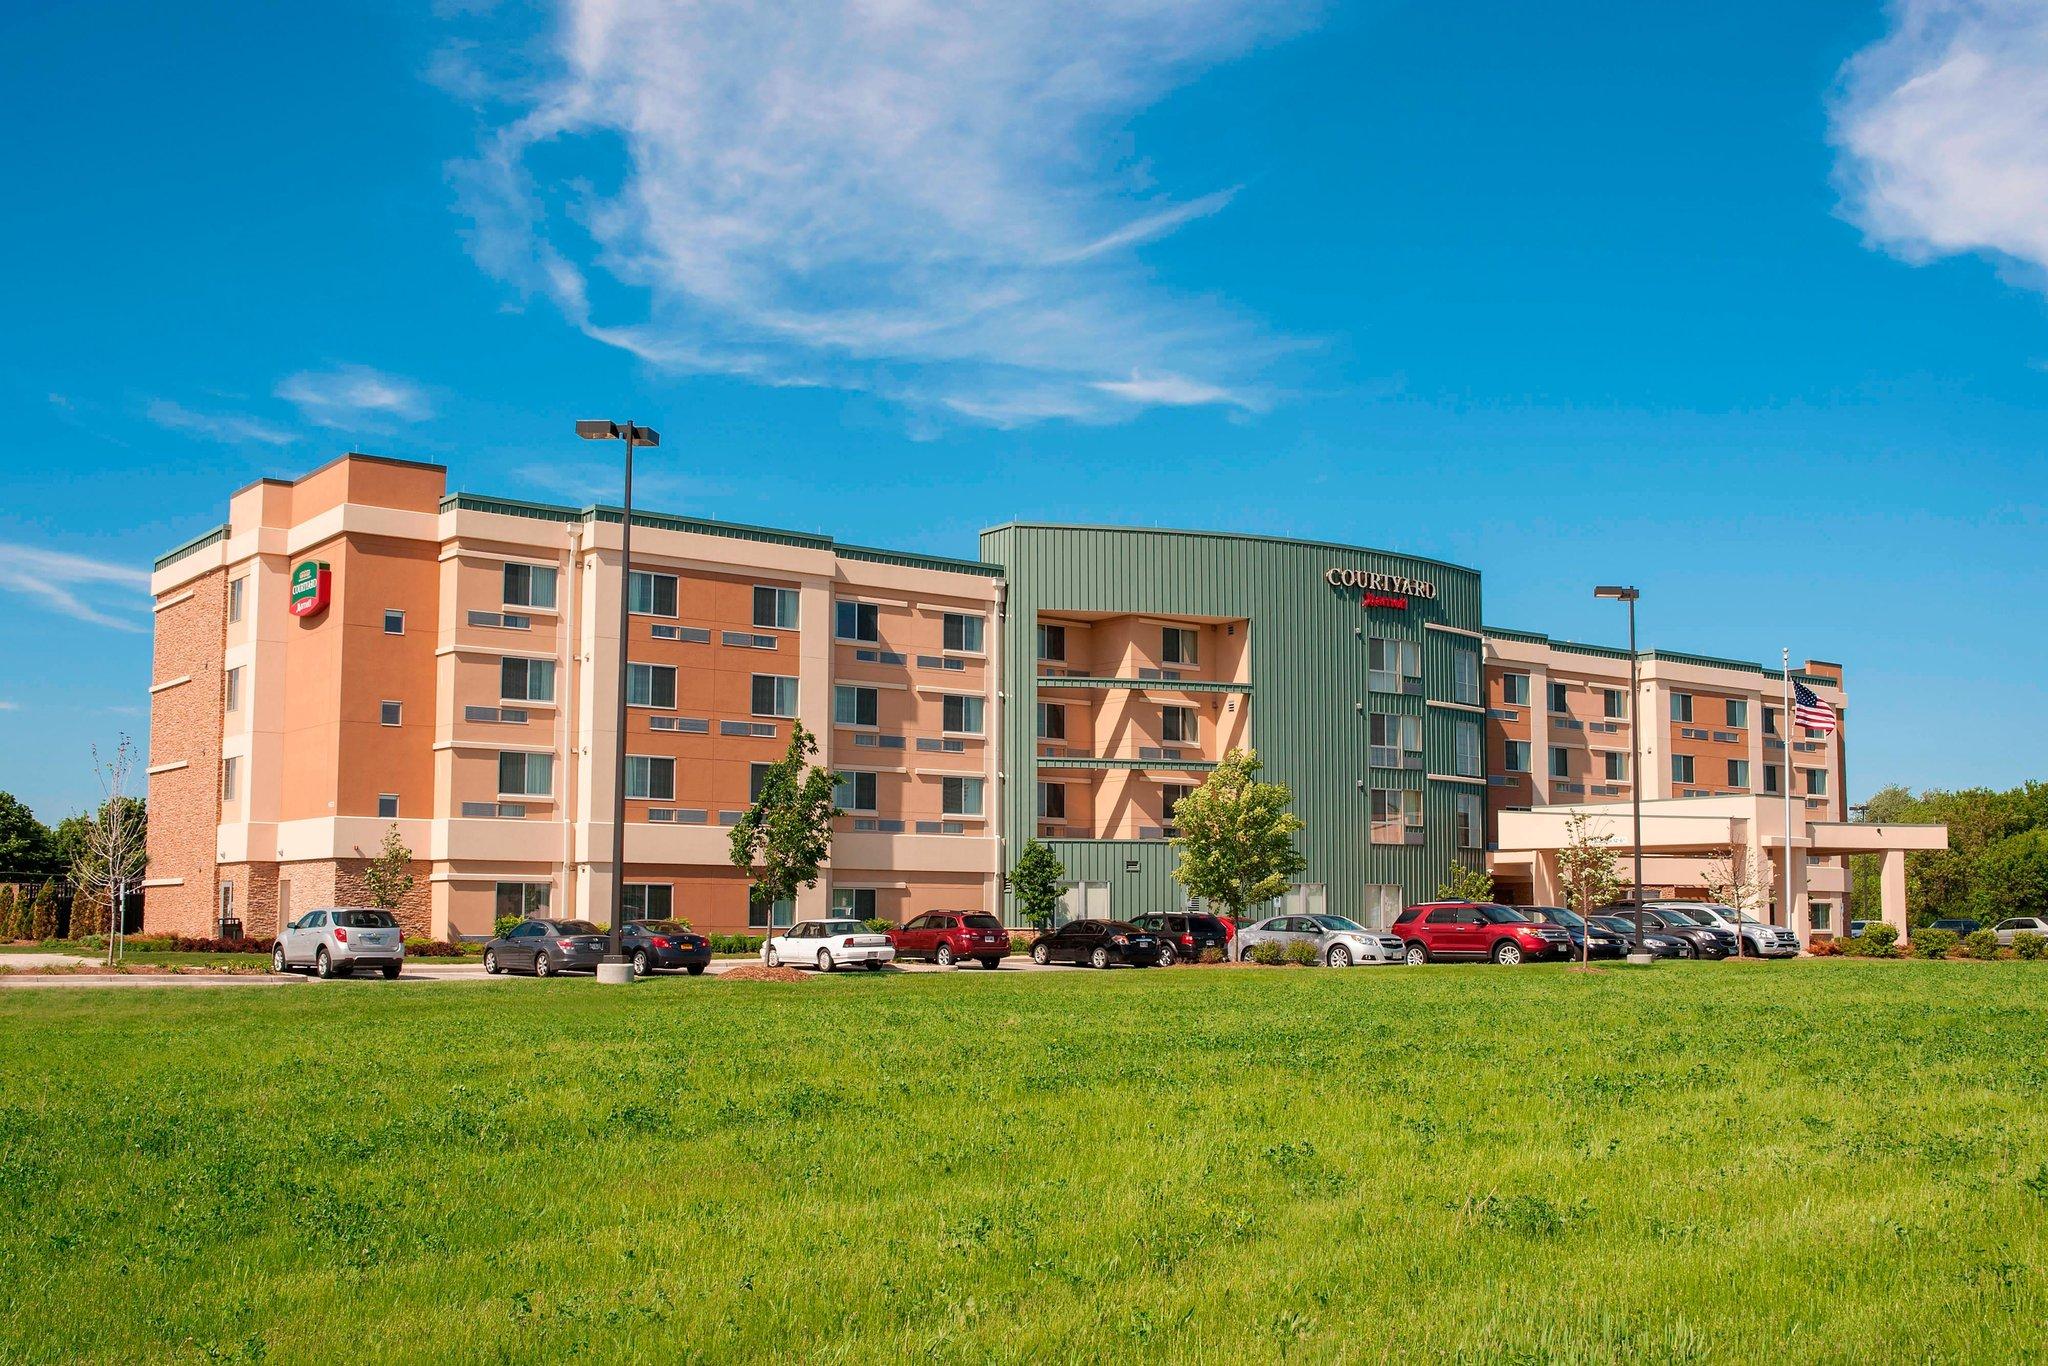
xmin=145 ymin=452 xmax=1905 ymax=943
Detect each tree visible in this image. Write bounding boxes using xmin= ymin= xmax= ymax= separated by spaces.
xmin=1169 ymin=748 xmax=1306 ymax=920
xmin=4 ymin=885 xmax=28 ymax=941
xmin=1975 ymin=828 xmax=2048 ymax=920
xmin=729 ymin=721 xmax=840 ymax=913
xmin=362 ymin=825 xmax=416 ymax=911
xmin=1703 ymin=845 xmax=1772 ymax=956
xmin=1434 ymin=862 xmax=1494 ymax=903
xmin=29 ymin=881 xmax=60 ymax=940
xmin=1555 ymin=811 xmax=1624 ymax=965
xmin=0 ymin=792 xmax=56 ymax=878
xmin=69 ymin=740 xmax=148 ymax=962
xmin=0 ymin=886 xmax=16 ymax=941
xmin=1010 ymin=839 xmax=1066 ymax=930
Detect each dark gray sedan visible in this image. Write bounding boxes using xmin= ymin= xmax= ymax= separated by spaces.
xmin=482 ymin=919 xmax=611 ymax=977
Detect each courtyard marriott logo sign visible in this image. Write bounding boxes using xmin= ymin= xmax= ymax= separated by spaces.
xmin=289 ymin=560 xmax=332 ymax=618
xmin=1325 ymin=566 xmax=1436 ymax=611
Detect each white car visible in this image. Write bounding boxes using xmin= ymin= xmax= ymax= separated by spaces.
xmin=1234 ymin=913 xmax=1407 ymax=966
xmin=1992 ymin=916 xmax=2048 ymax=947
xmin=1662 ymin=902 xmax=1800 ymax=958
xmin=271 ymin=906 xmax=406 ymax=979
xmin=763 ymin=918 xmax=897 ymax=972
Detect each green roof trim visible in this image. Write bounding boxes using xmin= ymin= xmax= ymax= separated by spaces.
xmin=153 ymin=524 xmax=229 ymax=571
xmin=1035 ymin=676 xmax=1254 ymax=694
xmin=1485 ymin=627 xmax=1839 ymax=687
xmin=981 ymin=521 xmax=1480 ymax=580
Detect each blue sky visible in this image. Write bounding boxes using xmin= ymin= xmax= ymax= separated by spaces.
xmin=2 ymin=0 xmax=2044 ymax=822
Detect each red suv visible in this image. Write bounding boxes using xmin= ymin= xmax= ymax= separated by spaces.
xmin=1394 ymin=902 xmax=1575 ymax=965
xmin=889 ymin=911 xmax=1011 ymax=968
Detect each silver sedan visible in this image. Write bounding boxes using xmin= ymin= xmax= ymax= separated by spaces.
xmin=1992 ymin=916 xmax=2048 ymax=947
xmin=1235 ymin=914 xmax=1406 ymax=966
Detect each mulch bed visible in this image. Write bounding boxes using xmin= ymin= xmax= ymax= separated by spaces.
xmin=716 ymin=965 xmax=808 ymax=983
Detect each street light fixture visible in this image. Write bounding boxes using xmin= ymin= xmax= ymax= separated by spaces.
xmin=578 ymin=419 xmax=661 ymax=986
xmin=1593 ymin=585 xmax=1653 ymax=966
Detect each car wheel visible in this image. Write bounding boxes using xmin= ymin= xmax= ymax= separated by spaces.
xmin=1327 ymin=944 xmax=1353 ymax=969
xmin=1493 ymin=941 xmax=1523 ymax=966
xmin=381 ymin=964 xmax=401 ymax=980
xmin=483 ymin=948 xmax=501 ymax=975
xmin=271 ymin=944 xmax=289 ymax=974
xmin=1030 ymin=942 xmax=1050 ymax=966
xmin=315 ymin=947 xmax=336 ymax=980
xmin=1089 ymin=946 xmax=1111 ymax=970
xmin=935 ymin=943 xmax=955 ymax=968
xmin=817 ymin=949 xmax=834 ymax=973
xmin=632 ymin=950 xmax=651 ymax=978
xmin=864 ymin=961 xmax=882 ymax=972
xmin=1157 ymin=944 xmax=1178 ymax=967
xmin=686 ymin=964 xmax=707 ymax=976
xmin=979 ymin=958 xmax=1001 ymax=970
xmin=1404 ymin=942 xmax=1430 ymax=966
xmin=534 ymin=951 xmax=554 ymax=978
xmin=764 ymin=945 xmax=780 ymax=968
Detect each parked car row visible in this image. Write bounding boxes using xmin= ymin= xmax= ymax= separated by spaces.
xmin=480 ymin=918 xmax=715 ymax=977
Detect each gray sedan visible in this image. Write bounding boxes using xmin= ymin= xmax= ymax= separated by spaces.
xmin=1235 ymin=914 xmax=1407 ymax=966
xmin=482 ymin=919 xmax=611 ymax=977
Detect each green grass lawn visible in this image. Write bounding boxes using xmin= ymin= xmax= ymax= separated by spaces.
xmin=3 ymin=961 xmax=2046 ymax=1361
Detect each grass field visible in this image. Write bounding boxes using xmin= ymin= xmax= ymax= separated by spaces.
xmin=3 ymin=961 xmax=2046 ymax=1361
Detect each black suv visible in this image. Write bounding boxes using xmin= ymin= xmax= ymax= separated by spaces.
xmin=1131 ymin=913 xmax=1231 ymax=965
xmin=1596 ymin=904 xmax=1737 ymax=959
xmin=1517 ymin=906 xmax=1626 ymax=960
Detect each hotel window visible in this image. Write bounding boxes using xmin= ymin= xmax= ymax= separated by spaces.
xmin=1036 ymin=703 xmax=1066 ymax=740
xmin=495 ymin=881 xmax=551 ymax=921
xmin=1160 ymin=704 xmax=1196 ymax=744
xmin=1370 ymin=713 xmax=1422 ymax=769
xmin=752 ymin=674 xmax=798 ymax=718
xmin=832 ymin=770 xmax=878 ymax=812
xmin=502 ymin=563 xmax=557 ymax=610
xmin=1362 ymin=884 xmax=1404 ymax=931
xmin=1805 ymin=768 xmax=1828 ymax=796
xmin=380 ymin=700 xmax=402 ymax=727
xmin=1672 ymin=754 xmax=1695 ymax=785
xmin=1725 ymin=698 xmax=1749 ymax=729
xmin=377 ymin=794 xmax=398 ymax=819
xmin=383 ymin=609 xmax=405 ymax=635
xmin=221 ymin=756 xmax=238 ymax=802
xmin=1504 ymin=740 xmax=1531 ymax=773
xmin=621 ymin=884 xmax=673 ymax=922
xmin=1371 ymin=788 xmax=1424 ymax=845
xmin=1764 ymin=763 xmax=1782 ymax=794
xmin=1671 ymin=692 xmax=1694 ymax=723
xmin=1037 ymin=781 xmax=1066 ymax=820
xmin=1037 ymin=623 xmax=1067 ymax=662
xmin=1550 ymin=746 xmax=1570 ymax=779
xmin=943 ymin=613 xmax=985 ymax=653
xmin=835 ymin=600 xmax=880 ymax=642
xmin=224 ymin=666 xmax=242 ymax=713
xmin=1603 ymin=751 xmax=1629 ymax=782
xmin=1727 ymin=759 xmax=1750 ymax=789
xmin=1764 ymin=706 xmax=1781 ymax=736
xmin=942 ymin=776 xmax=984 ymax=817
xmin=1548 ymin=681 xmax=1569 ymax=714
xmin=219 ymin=883 xmax=234 ymax=929
xmin=749 ymin=896 xmax=796 ymax=930
xmin=627 ymin=571 xmax=678 ymax=618
xmin=1455 ymin=792 xmax=1482 ymax=850
xmin=1368 ymin=637 xmax=1422 ymax=694
xmin=1161 ymin=783 xmax=1197 ymax=818
xmin=753 ymin=585 xmax=798 ymax=629
xmin=627 ymin=662 xmax=677 ymax=709
xmin=832 ymin=889 xmax=878 ymax=920
xmin=943 ymin=694 xmax=985 ymax=735
xmin=1453 ymin=649 xmax=1480 ymax=706
xmin=625 ymin=755 xmax=675 ymax=802
xmin=227 ymin=577 xmax=246 ymax=623
xmin=1161 ymin=626 xmax=1198 ymax=666
xmin=1501 ymin=672 xmax=1530 ymax=707
xmin=834 ymin=685 xmax=878 ymax=727
xmin=498 ymin=751 xmax=553 ymax=797
xmin=750 ymin=762 xmax=773 ymax=802
xmin=1603 ymin=688 xmax=1626 ymax=719
xmin=501 ymin=656 xmax=556 ymax=703
xmin=1454 ymin=720 xmax=1481 ymax=777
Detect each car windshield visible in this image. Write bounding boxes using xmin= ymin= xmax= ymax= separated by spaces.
xmin=963 ymin=914 xmax=1004 ymax=930
xmin=1312 ymin=916 xmax=1368 ymax=933
xmin=1592 ymin=917 xmax=1634 ymax=934
xmin=821 ymin=920 xmax=866 ymax=936
xmin=1531 ymin=907 xmax=1585 ymax=928
xmin=1477 ymin=905 xmax=1530 ymax=924
xmin=332 ymin=910 xmax=397 ymax=928
xmin=558 ymin=921 xmax=602 ymax=934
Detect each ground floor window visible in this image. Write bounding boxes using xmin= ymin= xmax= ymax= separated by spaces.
xmin=1809 ymin=900 xmax=1833 ymax=931
xmin=748 ymin=896 xmax=795 ymax=930
xmin=1361 ymin=884 xmax=1403 ymax=930
xmin=832 ymin=888 xmax=878 ymax=920
xmin=621 ymin=883 xmax=673 ymax=922
xmin=1257 ymin=883 xmax=1328 ymax=919
xmin=1054 ymin=880 xmax=1110 ymax=926
xmin=495 ymin=881 xmax=551 ymax=921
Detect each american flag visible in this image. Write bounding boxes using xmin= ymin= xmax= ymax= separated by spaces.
xmin=1793 ymin=681 xmax=1837 ymax=735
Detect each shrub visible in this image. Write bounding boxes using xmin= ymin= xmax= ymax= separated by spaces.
xmin=495 ymin=914 xmax=523 ymax=939
xmin=403 ymin=938 xmax=469 ymax=957
xmin=0 ymin=886 xmax=16 ymax=940
xmin=1009 ymin=934 xmax=1034 ymax=955
xmin=159 ymin=935 xmax=269 ymax=954
xmin=1283 ymin=939 xmax=1319 ymax=966
xmin=706 ymin=933 xmax=765 ymax=955
xmin=862 ymin=917 xmax=894 ymax=934
xmin=1855 ymin=923 xmax=1900 ymax=958
xmin=1964 ymin=929 xmax=2001 ymax=961
xmin=1806 ymin=936 xmax=1842 ymax=957
xmin=1249 ymin=941 xmax=1287 ymax=966
xmin=29 ymin=883 xmax=60 ymax=941
xmin=1198 ymin=946 xmax=1225 ymax=964
xmin=2014 ymin=932 xmax=2046 ymax=961
xmin=1912 ymin=927 xmax=1958 ymax=960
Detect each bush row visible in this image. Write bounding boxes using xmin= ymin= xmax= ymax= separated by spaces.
xmin=1811 ymin=923 xmax=2047 ymax=961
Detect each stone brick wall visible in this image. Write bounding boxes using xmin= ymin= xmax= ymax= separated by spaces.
xmin=215 ymin=861 xmax=279 ymax=939
xmin=266 ymin=858 xmax=435 ymax=940
xmin=144 ymin=567 xmax=226 ymax=934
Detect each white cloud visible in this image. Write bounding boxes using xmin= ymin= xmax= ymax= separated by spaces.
xmin=1091 ymin=370 xmax=1255 ymax=409
xmin=446 ymin=0 xmax=1313 ymax=425
xmin=1831 ymin=0 xmax=2048 ymax=290
xmin=0 ymin=701 xmax=18 ymax=712
xmin=0 ymin=542 xmax=151 ymax=633
xmin=275 ymin=365 xmax=434 ymax=428
xmin=146 ymin=399 xmax=297 ymax=447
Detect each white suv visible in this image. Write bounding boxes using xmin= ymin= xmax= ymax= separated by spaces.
xmin=272 ymin=907 xmax=407 ymax=979
xmin=1666 ymin=903 xmax=1800 ymax=958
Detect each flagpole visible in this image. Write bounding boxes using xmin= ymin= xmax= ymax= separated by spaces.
xmin=1782 ymin=648 xmax=1795 ymax=942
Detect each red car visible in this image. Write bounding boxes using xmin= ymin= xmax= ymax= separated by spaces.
xmin=1393 ymin=902 xmax=1575 ymax=966
xmin=889 ymin=911 xmax=1012 ymax=968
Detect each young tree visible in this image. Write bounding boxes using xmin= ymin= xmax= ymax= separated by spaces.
xmin=362 ymin=825 xmax=416 ymax=911
xmin=29 ymin=881 xmax=60 ymax=941
xmin=0 ymin=886 xmax=16 ymax=941
xmin=1435 ymin=862 xmax=1495 ymax=903
xmin=729 ymin=721 xmax=840 ymax=915
xmin=70 ymin=740 xmax=148 ymax=962
xmin=4 ymin=885 xmax=28 ymax=941
xmin=1010 ymin=839 xmax=1066 ymax=930
xmin=1556 ymin=810 xmax=1624 ymax=965
xmin=1169 ymin=748 xmax=1307 ymax=921
xmin=1703 ymin=845 xmax=1771 ymax=956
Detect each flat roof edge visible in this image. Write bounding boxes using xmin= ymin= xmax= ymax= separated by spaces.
xmin=153 ymin=524 xmax=230 ymax=571
xmin=979 ymin=522 xmax=1480 ymax=580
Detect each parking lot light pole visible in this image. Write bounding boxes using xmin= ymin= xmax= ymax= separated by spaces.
xmin=577 ymin=419 xmax=661 ymax=986
xmin=1594 ymin=585 xmax=1652 ymax=965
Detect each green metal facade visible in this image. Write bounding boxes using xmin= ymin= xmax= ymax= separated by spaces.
xmin=981 ymin=524 xmax=1485 ymax=926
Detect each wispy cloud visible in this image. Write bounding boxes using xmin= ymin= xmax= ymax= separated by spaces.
xmin=444 ymin=1 xmax=1313 ymax=426
xmin=146 ymin=398 xmax=297 ymax=447
xmin=1830 ymin=0 xmax=2048 ymax=291
xmin=276 ymin=365 xmax=434 ymax=428
xmin=0 ymin=701 xmax=18 ymax=712
xmin=0 ymin=542 xmax=151 ymax=632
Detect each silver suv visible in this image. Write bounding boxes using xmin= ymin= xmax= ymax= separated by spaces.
xmin=1663 ymin=902 xmax=1800 ymax=958
xmin=272 ymin=907 xmax=406 ymax=979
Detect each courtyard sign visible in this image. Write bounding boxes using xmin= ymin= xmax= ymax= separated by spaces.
xmin=1325 ymin=566 xmax=1436 ymax=606
xmin=289 ymin=560 xmax=332 ymax=618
